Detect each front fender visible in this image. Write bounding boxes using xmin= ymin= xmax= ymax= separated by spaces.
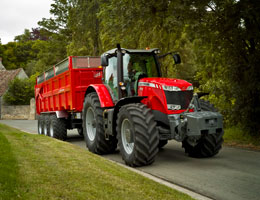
xmin=141 ymin=91 xmax=168 ymax=114
xmin=86 ymin=84 xmax=114 ymax=107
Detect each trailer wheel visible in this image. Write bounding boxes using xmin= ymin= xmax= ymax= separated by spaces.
xmin=83 ymin=93 xmax=117 ymax=154
xmin=43 ymin=115 xmax=50 ymax=136
xmin=49 ymin=114 xmax=67 ymax=140
xmin=116 ymin=103 xmax=159 ymax=167
xmin=182 ymin=99 xmax=224 ymax=158
xmin=37 ymin=115 xmax=44 ymax=135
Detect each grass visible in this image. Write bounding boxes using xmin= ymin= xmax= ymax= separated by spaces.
xmin=0 ymin=127 xmax=19 ymax=199
xmin=0 ymin=124 xmax=193 ymax=200
xmin=224 ymin=126 xmax=260 ymax=151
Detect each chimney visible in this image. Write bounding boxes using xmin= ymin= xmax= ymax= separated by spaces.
xmin=0 ymin=57 xmax=6 ymax=70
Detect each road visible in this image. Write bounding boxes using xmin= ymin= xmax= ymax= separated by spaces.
xmin=1 ymin=120 xmax=260 ymax=200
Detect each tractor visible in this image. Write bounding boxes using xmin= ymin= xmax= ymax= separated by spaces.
xmin=82 ymin=44 xmax=224 ymax=166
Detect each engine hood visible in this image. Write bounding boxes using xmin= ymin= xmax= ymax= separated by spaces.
xmin=139 ymin=77 xmax=192 ymax=91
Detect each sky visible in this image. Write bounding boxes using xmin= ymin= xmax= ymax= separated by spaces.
xmin=0 ymin=0 xmax=53 ymax=44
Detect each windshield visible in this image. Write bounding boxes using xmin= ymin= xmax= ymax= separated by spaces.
xmin=123 ymin=53 xmax=159 ymax=81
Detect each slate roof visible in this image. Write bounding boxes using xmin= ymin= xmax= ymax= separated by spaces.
xmin=0 ymin=68 xmax=23 ymax=96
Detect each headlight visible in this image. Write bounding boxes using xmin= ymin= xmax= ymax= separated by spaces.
xmin=163 ymin=85 xmax=181 ymax=91
xmin=186 ymin=86 xmax=193 ymax=91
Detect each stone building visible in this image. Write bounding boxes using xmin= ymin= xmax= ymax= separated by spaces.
xmin=0 ymin=57 xmax=28 ymax=119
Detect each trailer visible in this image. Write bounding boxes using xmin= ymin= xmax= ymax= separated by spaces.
xmin=35 ymin=56 xmax=102 ymax=139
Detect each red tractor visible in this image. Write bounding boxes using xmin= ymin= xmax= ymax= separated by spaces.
xmin=82 ymin=44 xmax=223 ymax=166
xmin=35 ymin=45 xmax=224 ymax=167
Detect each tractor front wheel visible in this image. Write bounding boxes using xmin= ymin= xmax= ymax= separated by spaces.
xmin=182 ymin=132 xmax=223 ymax=158
xmin=117 ymin=103 xmax=159 ymax=167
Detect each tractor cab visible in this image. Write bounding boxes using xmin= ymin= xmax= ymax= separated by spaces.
xmin=101 ymin=47 xmax=161 ymax=100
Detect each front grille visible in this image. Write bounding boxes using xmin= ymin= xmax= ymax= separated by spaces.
xmin=165 ymin=91 xmax=193 ymax=109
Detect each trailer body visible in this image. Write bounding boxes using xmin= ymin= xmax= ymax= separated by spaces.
xmin=35 ymin=56 xmax=102 ymax=114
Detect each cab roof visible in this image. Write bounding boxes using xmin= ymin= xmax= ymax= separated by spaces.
xmin=103 ymin=48 xmax=159 ymax=56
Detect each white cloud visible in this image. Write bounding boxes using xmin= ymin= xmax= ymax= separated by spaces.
xmin=0 ymin=0 xmax=53 ymax=44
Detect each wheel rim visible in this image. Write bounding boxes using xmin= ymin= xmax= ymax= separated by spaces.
xmin=50 ymin=121 xmax=54 ymax=137
xmin=44 ymin=122 xmax=48 ymax=136
xmin=38 ymin=121 xmax=42 ymax=134
xmin=121 ymin=118 xmax=134 ymax=155
xmin=86 ymin=107 xmax=96 ymax=141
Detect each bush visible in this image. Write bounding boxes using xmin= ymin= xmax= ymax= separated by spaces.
xmin=3 ymin=74 xmax=37 ymax=105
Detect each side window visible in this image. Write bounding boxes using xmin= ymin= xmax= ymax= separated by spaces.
xmin=104 ymin=57 xmax=118 ymax=99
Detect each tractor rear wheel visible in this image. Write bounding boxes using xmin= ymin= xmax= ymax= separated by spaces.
xmin=49 ymin=114 xmax=67 ymax=140
xmin=83 ymin=93 xmax=117 ymax=154
xmin=117 ymin=103 xmax=159 ymax=167
xmin=182 ymin=99 xmax=224 ymax=158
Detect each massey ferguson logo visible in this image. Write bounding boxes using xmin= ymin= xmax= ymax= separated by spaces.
xmin=167 ymin=104 xmax=181 ymax=110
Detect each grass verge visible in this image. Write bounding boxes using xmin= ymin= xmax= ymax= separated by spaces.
xmin=0 ymin=124 xmax=193 ymax=200
xmin=0 ymin=126 xmax=19 ymax=199
xmin=224 ymin=126 xmax=260 ymax=151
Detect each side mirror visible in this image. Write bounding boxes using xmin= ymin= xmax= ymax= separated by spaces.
xmin=173 ymin=54 xmax=181 ymax=64
xmin=101 ymin=55 xmax=108 ymax=66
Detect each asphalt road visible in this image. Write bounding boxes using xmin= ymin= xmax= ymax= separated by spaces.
xmin=1 ymin=120 xmax=260 ymax=200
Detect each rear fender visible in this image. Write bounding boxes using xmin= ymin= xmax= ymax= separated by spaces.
xmin=86 ymin=84 xmax=114 ymax=107
xmin=114 ymin=96 xmax=147 ymax=117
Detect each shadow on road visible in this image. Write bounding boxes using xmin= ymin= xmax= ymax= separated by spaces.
xmin=66 ymin=134 xmax=84 ymax=142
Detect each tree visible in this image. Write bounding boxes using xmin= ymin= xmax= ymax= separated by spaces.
xmin=98 ymin=0 xmax=196 ymax=80
xmin=15 ymin=28 xmax=49 ymax=42
xmin=67 ymin=0 xmax=101 ymax=56
xmin=180 ymin=0 xmax=260 ymax=135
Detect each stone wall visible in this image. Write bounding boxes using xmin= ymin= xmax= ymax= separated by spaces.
xmin=29 ymin=98 xmax=36 ymax=120
xmin=0 ymin=98 xmax=36 ymax=120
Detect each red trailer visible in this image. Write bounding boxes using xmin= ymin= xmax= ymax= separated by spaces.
xmin=35 ymin=56 xmax=102 ymax=138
